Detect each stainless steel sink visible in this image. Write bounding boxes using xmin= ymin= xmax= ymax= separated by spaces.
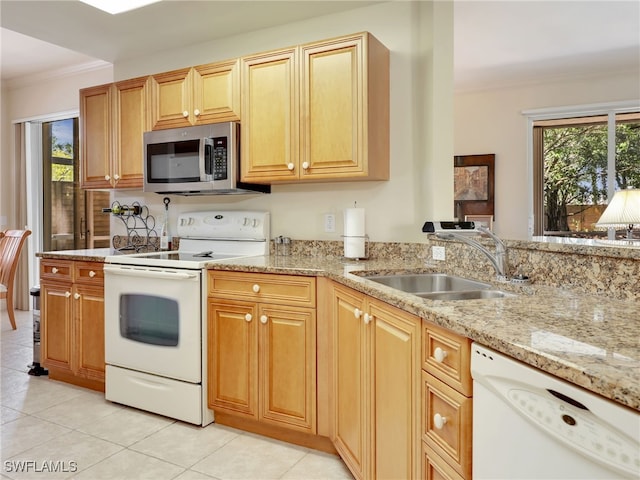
xmin=361 ymin=273 xmax=514 ymax=301
xmin=362 ymin=273 xmax=491 ymax=294
xmin=416 ymin=289 xmax=515 ymax=300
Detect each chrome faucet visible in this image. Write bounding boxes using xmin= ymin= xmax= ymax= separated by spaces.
xmin=435 ymin=226 xmax=510 ymax=281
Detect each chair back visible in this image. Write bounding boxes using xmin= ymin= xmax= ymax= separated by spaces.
xmin=0 ymin=229 xmax=32 ymax=289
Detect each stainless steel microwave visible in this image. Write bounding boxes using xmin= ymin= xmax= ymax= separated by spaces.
xmin=143 ymin=122 xmax=269 ymax=195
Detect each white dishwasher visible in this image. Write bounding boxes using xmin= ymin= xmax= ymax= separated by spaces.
xmin=471 ymin=342 xmax=640 ymax=479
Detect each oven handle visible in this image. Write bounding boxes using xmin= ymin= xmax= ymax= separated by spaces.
xmin=104 ymin=265 xmax=199 ymax=280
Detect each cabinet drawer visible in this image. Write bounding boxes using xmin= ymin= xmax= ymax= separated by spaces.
xmin=40 ymin=260 xmax=73 ymax=282
xmin=74 ymin=262 xmax=104 ymax=286
xmin=208 ymin=271 xmax=316 ymax=308
xmin=422 ymin=371 xmax=472 ymax=479
xmin=423 ymin=322 xmax=472 ymax=396
xmin=423 ymin=442 xmax=465 ymax=480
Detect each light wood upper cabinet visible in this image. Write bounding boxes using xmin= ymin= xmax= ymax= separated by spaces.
xmin=80 ymin=76 xmax=150 ymax=189
xmin=240 ymin=48 xmax=299 ymax=182
xmin=151 ymin=59 xmax=240 ymax=130
xmin=241 ymin=32 xmax=389 ymax=184
xmin=331 ymin=282 xmax=421 ymax=480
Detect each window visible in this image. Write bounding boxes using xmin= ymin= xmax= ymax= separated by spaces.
xmin=528 ymin=104 xmax=640 ymax=239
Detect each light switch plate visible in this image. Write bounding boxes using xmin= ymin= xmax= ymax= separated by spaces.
xmin=324 ymin=214 xmax=336 ymax=233
xmin=432 ymin=246 xmax=446 ymax=261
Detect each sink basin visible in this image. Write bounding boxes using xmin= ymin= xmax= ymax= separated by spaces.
xmin=361 ymin=273 xmax=514 ymax=301
xmin=362 ymin=273 xmax=491 ymax=294
xmin=416 ymin=289 xmax=515 ymax=301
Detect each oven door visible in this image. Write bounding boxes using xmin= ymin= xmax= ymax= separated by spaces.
xmin=104 ymin=264 xmax=202 ymax=383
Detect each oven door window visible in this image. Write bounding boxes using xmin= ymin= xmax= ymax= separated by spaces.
xmin=119 ymin=294 xmax=179 ymax=346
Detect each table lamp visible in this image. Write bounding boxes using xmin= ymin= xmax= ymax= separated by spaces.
xmin=595 ymin=188 xmax=640 ymax=240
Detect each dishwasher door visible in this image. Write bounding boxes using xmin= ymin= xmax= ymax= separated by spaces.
xmin=471 ymin=343 xmax=640 ymax=480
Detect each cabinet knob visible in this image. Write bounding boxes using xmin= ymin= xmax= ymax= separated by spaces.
xmin=287 ymin=163 xmax=295 ymax=171
xmin=354 ymin=308 xmax=362 ymax=319
xmin=194 ymin=109 xmax=200 ymax=117
xmin=183 ymin=110 xmax=189 ymax=118
xmin=252 ymin=284 xmax=260 ymax=293
xmin=245 ymin=313 xmax=252 ymax=322
xmin=74 ymin=293 xmax=81 ymax=300
xmin=434 ymin=413 xmax=447 ymax=430
xmin=302 ymin=161 xmax=309 ymax=170
xmin=65 ymin=291 xmax=71 ymax=298
xmin=113 ymin=173 xmax=120 ymax=181
xmin=89 ymin=270 xmax=96 ymax=278
xmin=260 ymin=315 xmax=268 ymax=324
xmin=51 ymin=267 xmax=58 ymax=274
xmin=434 ymin=347 xmax=448 ymax=363
xmin=104 ymin=175 xmax=110 ymax=181
xmin=363 ymin=313 xmax=372 ymax=325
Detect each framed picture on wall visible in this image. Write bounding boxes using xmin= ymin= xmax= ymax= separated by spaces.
xmin=465 ymin=215 xmax=494 ymax=231
xmin=454 ymin=154 xmax=495 ymax=220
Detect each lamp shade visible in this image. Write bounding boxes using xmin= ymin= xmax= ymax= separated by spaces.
xmin=595 ymin=189 xmax=640 ymax=228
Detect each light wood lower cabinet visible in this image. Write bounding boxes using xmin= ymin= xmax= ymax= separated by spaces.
xmin=422 ymin=322 xmax=473 ymax=479
xmin=207 ymin=272 xmax=316 ymax=433
xmin=40 ymin=260 xmax=105 ymax=391
xmin=331 ymin=282 xmax=421 ymax=480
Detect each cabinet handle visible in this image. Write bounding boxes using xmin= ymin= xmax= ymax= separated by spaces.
xmin=183 ymin=110 xmax=189 ymax=118
xmin=74 ymin=293 xmax=81 ymax=300
xmin=89 ymin=270 xmax=96 ymax=278
xmin=194 ymin=109 xmax=200 ymax=117
xmin=260 ymin=315 xmax=268 ymax=324
xmin=363 ymin=313 xmax=372 ymax=325
xmin=302 ymin=161 xmax=309 ymax=170
xmin=252 ymin=284 xmax=260 ymax=293
xmin=65 ymin=291 xmax=71 ymax=298
xmin=104 ymin=174 xmax=110 ymax=181
xmin=354 ymin=308 xmax=362 ymax=319
xmin=434 ymin=413 xmax=447 ymax=430
xmin=434 ymin=347 xmax=448 ymax=363
xmin=287 ymin=163 xmax=295 ymax=171
xmin=51 ymin=267 xmax=58 ymax=274
xmin=245 ymin=313 xmax=252 ymax=322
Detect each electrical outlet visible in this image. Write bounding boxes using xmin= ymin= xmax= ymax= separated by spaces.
xmin=324 ymin=214 xmax=336 ymax=233
xmin=432 ymin=245 xmax=446 ymax=261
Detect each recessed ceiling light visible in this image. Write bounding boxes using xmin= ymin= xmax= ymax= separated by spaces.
xmin=80 ymin=0 xmax=161 ymax=15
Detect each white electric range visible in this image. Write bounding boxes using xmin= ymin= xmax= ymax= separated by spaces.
xmin=103 ymin=210 xmax=270 ymax=425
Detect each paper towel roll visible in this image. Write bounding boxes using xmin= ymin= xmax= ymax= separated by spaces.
xmin=344 ymin=208 xmax=365 ymax=236
xmin=344 ymin=208 xmax=366 ymax=258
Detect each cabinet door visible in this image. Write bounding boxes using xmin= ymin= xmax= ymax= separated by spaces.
xmin=258 ymin=305 xmax=316 ymax=432
xmin=73 ymin=284 xmax=105 ymax=381
xmin=369 ymin=298 xmax=421 ymax=480
xmin=208 ymin=300 xmax=258 ymax=418
xmin=332 ymin=284 xmax=369 ymax=480
xmin=151 ymin=68 xmax=193 ymax=129
xmin=193 ymin=59 xmax=240 ymax=124
xmin=241 ymin=48 xmax=298 ymax=183
xmin=41 ymin=281 xmax=73 ymax=374
xmin=80 ymin=83 xmax=112 ymax=189
xmin=112 ymin=76 xmax=150 ymax=188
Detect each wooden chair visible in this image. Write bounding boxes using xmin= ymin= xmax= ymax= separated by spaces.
xmin=0 ymin=229 xmax=32 ymax=330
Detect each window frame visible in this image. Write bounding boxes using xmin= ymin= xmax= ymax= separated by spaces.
xmin=524 ymin=100 xmax=640 ymax=239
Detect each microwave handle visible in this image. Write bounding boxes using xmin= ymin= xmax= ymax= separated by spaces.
xmin=203 ymin=138 xmax=214 ymax=177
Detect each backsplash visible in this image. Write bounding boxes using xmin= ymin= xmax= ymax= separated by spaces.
xmin=275 ymin=238 xmax=640 ymax=302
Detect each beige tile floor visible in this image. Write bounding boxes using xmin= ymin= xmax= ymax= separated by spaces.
xmin=1 ymin=310 xmax=354 ymax=480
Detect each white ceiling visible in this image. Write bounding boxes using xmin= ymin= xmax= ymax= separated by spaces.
xmin=1 ymin=0 xmax=639 ymax=91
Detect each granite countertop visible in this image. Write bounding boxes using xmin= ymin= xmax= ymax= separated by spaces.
xmin=38 ymin=249 xmax=640 ymax=412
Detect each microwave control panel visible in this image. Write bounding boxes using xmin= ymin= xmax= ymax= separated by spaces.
xmin=210 ymin=137 xmax=228 ymax=180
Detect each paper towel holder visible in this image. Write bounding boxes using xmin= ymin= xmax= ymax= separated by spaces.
xmin=341 ymin=234 xmax=370 ymax=260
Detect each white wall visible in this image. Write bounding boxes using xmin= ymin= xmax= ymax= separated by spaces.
xmin=111 ymin=1 xmax=454 ymax=244
xmin=454 ymin=69 xmax=640 ymax=240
